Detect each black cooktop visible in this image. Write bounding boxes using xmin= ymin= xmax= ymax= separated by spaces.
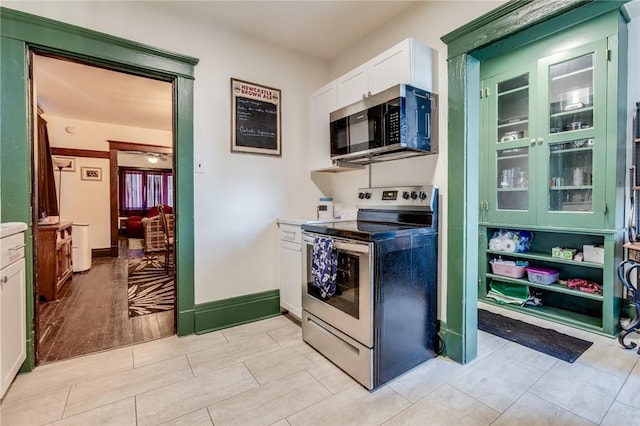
xmin=302 ymin=219 xmax=436 ymax=242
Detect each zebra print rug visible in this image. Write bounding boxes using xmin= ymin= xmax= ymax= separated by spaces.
xmin=127 ymin=253 xmax=174 ymax=317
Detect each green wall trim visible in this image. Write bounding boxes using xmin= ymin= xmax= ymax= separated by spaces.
xmin=1 ymin=35 xmax=36 ymax=372
xmin=194 ymin=290 xmax=281 ymax=334
xmin=441 ymin=0 xmax=628 ymax=60
xmin=0 ymin=8 xmax=198 ymax=370
xmin=441 ymin=1 xmax=629 ymax=364
xmin=175 ymin=76 xmax=196 ymax=337
xmin=177 ymin=309 xmax=196 ymax=336
xmin=0 ymin=7 xmax=198 ymax=78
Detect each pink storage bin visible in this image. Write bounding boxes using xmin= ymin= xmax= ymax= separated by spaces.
xmin=490 ymin=260 xmax=526 ymax=278
xmin=525 ymin=266 xmax=559 ymax=285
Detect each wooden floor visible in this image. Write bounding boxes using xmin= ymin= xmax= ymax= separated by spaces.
xmin=37 ymin=238 xmax=175 ymax=364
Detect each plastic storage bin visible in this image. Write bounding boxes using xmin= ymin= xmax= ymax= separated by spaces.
xmin=490 ymin=259 xmax=527 ymax=278
xmin=525 ymin=266 xmax=559 ymax=285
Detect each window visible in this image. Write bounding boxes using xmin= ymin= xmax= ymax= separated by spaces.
xmin=119 ymin=168 xmax=173 ymax=216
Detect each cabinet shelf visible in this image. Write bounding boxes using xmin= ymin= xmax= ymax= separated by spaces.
xmin=498 ymin=154 xmax=528 ymax=160
xmin=486 ymin=249 xmax=604 ymax=269
xmin=549 ymin=185 xmax=593 ymax=191
xmin=549 ymin=146 xmax=593 ymax=155
xmin=480 ymin=299 xmax=603 ymax=333
xmin=486 ymin=273 xmax=603 ymax=301
xmin=499 ymin=86 xmax=529 ymax=97
xmin=551 ymin=66 xmax=594 ymax=81
xmin=498 ymin=119 xmax=528 ymax=128
xmin=497 ymin=187 xmax=528 ymax=192
xmin=550 ymin=106 xmax=593 ymax=119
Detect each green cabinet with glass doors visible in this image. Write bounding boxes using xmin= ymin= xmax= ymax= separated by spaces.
xmin=478 ymin=11 xmax=627 ymax=336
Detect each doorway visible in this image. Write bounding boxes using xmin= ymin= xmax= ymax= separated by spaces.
xmin=31 ymin=53 xmax=176 ymax=363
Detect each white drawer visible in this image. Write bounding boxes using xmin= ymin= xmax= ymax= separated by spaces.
xmin=1 ymin=232 xmax=25 ymax=269
xmin=279 ymin=224 xmax=301 ymax=244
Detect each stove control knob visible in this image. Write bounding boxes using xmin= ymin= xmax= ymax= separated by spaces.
xmin=419 ymin=191 xmax=427 ymax=200
xmin=410 ymin=191 xmax=418 ymax=200
xmin=358 ymin=192 xmax=365 ymax=199
xmin=364 ymin=192 xmax=371 ymax=199
xmin=402 ymin=191 xmax=410 ymax=200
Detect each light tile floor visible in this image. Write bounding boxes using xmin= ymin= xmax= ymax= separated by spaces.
xmin=3 ymin=303 xmax=640 ymax=425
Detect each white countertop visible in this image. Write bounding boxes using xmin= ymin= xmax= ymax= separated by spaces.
xmin=276 ymin=218 xmax=348 ymax=226
xmin=0 ymin=222 xmax=27 ymax=238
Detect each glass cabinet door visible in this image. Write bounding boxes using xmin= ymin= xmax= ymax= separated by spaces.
xmin=496 ymin=147 xmax=529 ymax=210
xmin=484 ymin=70 xmax=537 ymax=225
xmin=537 ymin=39 xmax=607 ymax=229
xmin=547 ymin=138 xmax=593 ymax=212
xmin=548 ymin=54 xmax=594 ymax=135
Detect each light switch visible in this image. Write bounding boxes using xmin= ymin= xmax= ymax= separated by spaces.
xmin=195 ymin=157 xmax=204 ymax=173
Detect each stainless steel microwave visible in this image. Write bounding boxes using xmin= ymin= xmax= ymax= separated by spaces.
xmin=329 ymin=84 xmax=438 ymax=164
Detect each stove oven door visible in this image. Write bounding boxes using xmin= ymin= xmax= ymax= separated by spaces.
xmin=301 ymin=232 xmax=373 ymax=347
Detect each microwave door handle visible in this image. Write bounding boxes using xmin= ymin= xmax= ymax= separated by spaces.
xmin=426 ymin=110 xmax=430 ymax=139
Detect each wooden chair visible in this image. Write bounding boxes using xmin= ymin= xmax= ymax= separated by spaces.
xmin=157 ymin=205 xmax=174 ymax=271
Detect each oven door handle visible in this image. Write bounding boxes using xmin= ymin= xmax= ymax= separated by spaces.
xmin=333 ymin=241 xmax=369 ymax=255
xmin=303 ymin=234 xmax=369 ymax=255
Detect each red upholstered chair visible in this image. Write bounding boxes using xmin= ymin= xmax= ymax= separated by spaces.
xmin=125 ymin=216 xmax=144 ymax=238
xmin=125 ymin=205 xmax=173 ymax=238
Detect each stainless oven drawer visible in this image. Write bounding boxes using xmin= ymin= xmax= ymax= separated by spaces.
xmin=302 ymin=310 xmax=373 ymax=390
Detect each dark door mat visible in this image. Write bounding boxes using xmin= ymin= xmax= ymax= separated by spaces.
xmin=478 ymin=309 xmax=593 ymax=363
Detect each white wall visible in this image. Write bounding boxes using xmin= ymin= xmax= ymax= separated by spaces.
xmin=43 ymin=115 xmax=173 ymax=249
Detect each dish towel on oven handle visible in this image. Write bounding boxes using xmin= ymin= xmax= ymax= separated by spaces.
xmin=311 ymin=237 xmax=337 ymax=298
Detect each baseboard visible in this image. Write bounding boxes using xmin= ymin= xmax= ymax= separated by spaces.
xmin=177 ymin=308 xmax=195 ymax=336
xmin=91 ymin=248 xmax=113 ymax=257
xmin=194 ymin=289 xmax=280 ymax=334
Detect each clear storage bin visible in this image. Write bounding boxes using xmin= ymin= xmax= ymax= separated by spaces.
xmin=525 ymin=266 xmax=559 ymax=285
xmin=490 ymin=259 xmax=527 ymax=278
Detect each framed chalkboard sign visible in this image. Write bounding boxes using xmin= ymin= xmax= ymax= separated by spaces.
xmin=231 ymin=78 xmax=281 ymax=156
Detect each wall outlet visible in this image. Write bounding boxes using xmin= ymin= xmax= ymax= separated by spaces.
xmin=195 ymin=157 xmax=204 ymax=173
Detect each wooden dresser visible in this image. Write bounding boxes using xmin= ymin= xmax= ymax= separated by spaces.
xmin=38 ymin=222 xmax=73 ymax=301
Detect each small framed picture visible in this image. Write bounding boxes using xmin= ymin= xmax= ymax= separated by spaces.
xmin=52 ymin=156 xmax=76 ymax=172
xmin=80 ymin=167 xmax=102 ymax=181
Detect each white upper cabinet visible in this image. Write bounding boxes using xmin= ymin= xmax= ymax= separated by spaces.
xmin=336 ymin=64 xmax=368 ymax=107
xmin=336 ymin=38 xmax=435 ymax=108
xmin=309 ymin=81 xmax=338 ymax=171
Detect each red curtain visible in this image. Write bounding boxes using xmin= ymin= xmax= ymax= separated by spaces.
xmin=119 ymin=168 xmax=173 ymax=216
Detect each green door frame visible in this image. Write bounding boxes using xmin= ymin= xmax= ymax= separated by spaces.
xmin=440 ymin=0 xmax=629 ymax=363
xmin=0 ymin=7 xmax=198 ymax=371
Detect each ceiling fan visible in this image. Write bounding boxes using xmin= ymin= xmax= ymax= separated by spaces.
xmin=145 ymin=153 xmax=171 ymax=164
xmin=125 ymin=151 xmax=172 ymax=164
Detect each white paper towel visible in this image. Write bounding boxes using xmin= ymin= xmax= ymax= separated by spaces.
xmin=489 ymin=238 xmax=503 ymax=251
xmin=502 ymin=240 xmax=516 ymax=252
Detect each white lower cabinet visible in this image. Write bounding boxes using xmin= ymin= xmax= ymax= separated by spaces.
xmin=278 ymin=224 xmax=303 ymax=319
xmin=1 ymin=225 xmax=27 ymax=399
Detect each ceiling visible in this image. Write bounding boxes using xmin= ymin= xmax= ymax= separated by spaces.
xmin=33 ymin=1 xmax=421 ymax=132
xmin=153 ymin=1 xmax=421 ymax=62
xmin=34 ymin=55 xmax=174 ymax=131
